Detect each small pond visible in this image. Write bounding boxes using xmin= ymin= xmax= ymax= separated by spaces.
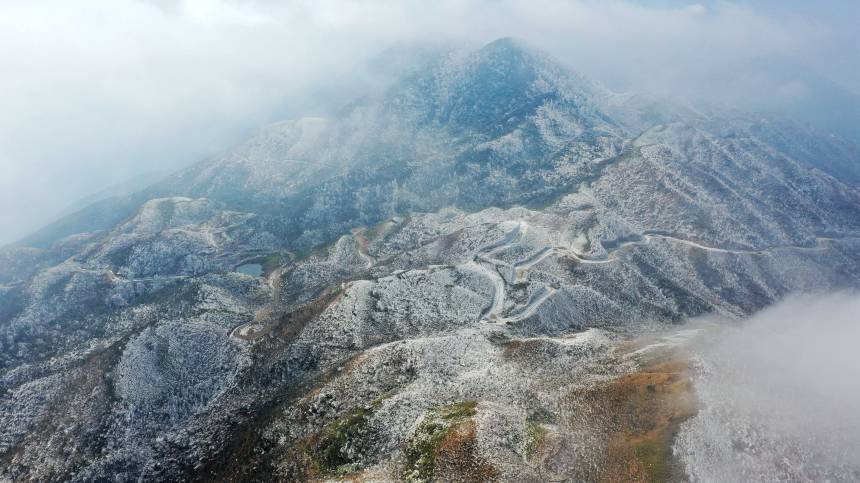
xmin=236 ymin=263 xmax=263 ymax=277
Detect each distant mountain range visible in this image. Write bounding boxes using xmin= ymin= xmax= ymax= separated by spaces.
xmin=2 ymin=38 xmax=860 ymax=481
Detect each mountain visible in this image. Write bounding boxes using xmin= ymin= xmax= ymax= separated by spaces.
xmin=692 ymin=55 xmax=860 ymax=146
xmin=56 ymin=171 xmax=170 ymax=220
xmin=2 ymin=38 xmax=860 ymax=481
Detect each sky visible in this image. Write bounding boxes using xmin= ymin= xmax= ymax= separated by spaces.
xmin=1 ymin=0 xmax=859 ymax=245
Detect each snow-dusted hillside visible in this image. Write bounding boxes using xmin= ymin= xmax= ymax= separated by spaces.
xmin=2 ymin=38 xmax=860 ymax=481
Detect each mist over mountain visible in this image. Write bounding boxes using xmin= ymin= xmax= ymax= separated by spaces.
xmin=3 ymin=0 xmax=860 ymax=245
xmin=2 ymin=3 xmax=860 ymax=482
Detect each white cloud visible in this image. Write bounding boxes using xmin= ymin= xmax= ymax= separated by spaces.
xmin=678 ymin=293 xmax=860 ymax=480
xmin=685 ymin=4 xmax=708 ymax=16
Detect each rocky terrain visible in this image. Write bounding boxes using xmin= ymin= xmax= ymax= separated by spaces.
xmin=2 ymin=38 xmax=860 ymax=482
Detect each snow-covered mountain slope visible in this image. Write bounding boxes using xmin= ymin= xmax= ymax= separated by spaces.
xmin=2 ymin=38 xmax=860 ymax=481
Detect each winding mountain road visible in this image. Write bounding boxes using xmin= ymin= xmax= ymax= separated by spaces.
xmin=499 ymin=286 xmax=557 ymax=324
xmin=469 ymin=221 xmax=860 ymax=325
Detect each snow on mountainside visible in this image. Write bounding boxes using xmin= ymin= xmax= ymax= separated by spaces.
xmin=2 ymin=38 xmax=860 ymax=481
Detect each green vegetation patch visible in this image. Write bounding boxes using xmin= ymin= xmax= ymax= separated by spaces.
xmin=634 ymin=436 xmax=672 ymax=483
xmin=310 ymin=394 xmax=393 ymax=476
xmin=261 ymin=252 xmax=288 ymax=273
xmin=314 ymin=405 xmax=373 ymax=475
xmin=402 ymin=400 xmax=478 ymax=482
xmin=523 ymin=421 xmax=549 ymax=460
xmin=522 ymin=409 xmax=554 ymax=460
xmin=436 ymin=400 xmax=477 ymax=420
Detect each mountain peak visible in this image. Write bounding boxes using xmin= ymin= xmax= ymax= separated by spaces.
xmin=471 ymin=37 xmax=565 ymax=80
xmin=478 ymin=36 xmax=530 ymax=54
xmin=474 ymin=37 xmax=584 ymax=79
xmin=383 ymin=38 xmax=606 ymax=136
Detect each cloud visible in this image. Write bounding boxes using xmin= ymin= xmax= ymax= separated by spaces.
xmin=677 ymin=292 xmax=860 ymax=480
xmin=685 ymin=4 xmax=708 ymax=16
xmin=0 ymin=0 xmax=857 ymax=244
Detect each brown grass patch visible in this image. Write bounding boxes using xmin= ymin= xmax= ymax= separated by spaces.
xmin=501 ymin=338 xmax=545 ymax=360
xmin=434 ymin=420 xmax=499 ymax=482
xmin=569 ymin=353 xmax=697 ymax=482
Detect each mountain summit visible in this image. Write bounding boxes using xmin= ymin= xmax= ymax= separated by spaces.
xmin=383 ymin=37 xmax=612 ymax=136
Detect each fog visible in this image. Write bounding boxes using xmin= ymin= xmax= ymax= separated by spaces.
xmin=678 ymin=293 xmax=860 ymax=481
xmin=1 ymin=0 xmax=859 ymax=245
